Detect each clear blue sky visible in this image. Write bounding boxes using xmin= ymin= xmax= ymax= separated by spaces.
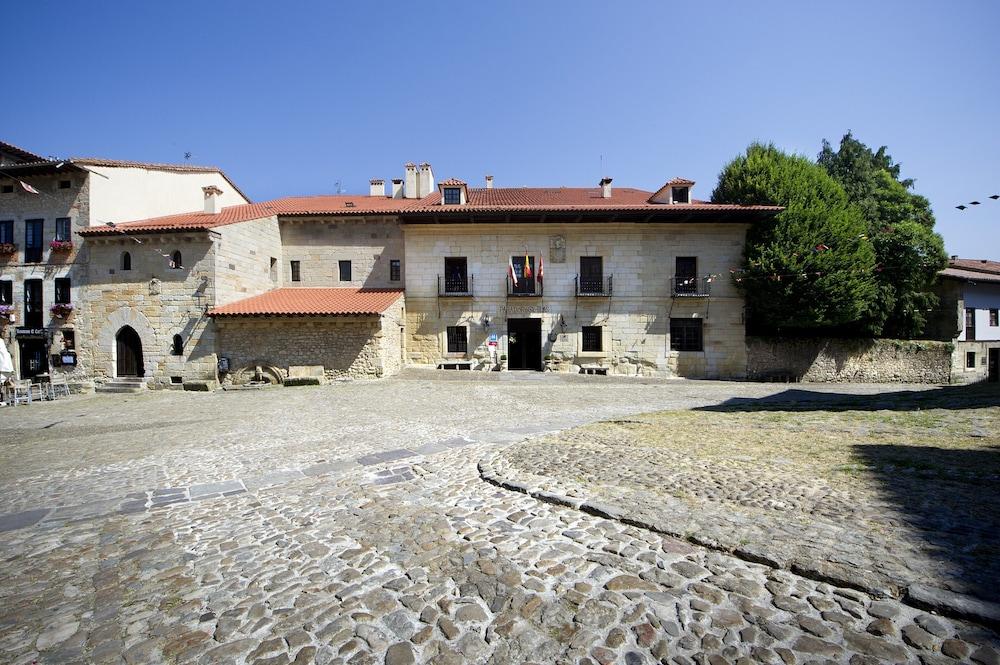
xmin=7 ymin=1 xmax=998 ymax=257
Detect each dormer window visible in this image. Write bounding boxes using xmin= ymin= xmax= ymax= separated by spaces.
xmin=438 ymin=179 xmax=468 ymax=205
xmin=648 ymin=177 xmax=696 ymax=205
xmin=671 ymin=186 xmax=690 ymax=204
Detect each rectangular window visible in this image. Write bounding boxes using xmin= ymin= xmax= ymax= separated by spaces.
xmin=54 ymin=277 xmax=71 ymax=304
xmin=672 ymin=186 xmax=690 ymax=203
xmin=290 ymin=260 xmax=301 ymax=282
xmin=62 ymin=330 xmax=75 ymax=350
xmin=0 ymin=280 xmax=11 ymax=305
xmin=582 ymin=326 xmax=603 ymax=352
xmin=990 ymin=309 xmax=998 ymax=327
xmin=390 ymin=259 xmax=401 ymax=282
xmin=55 ymin=218 xmax=71 ymax=242
xmin=965 ymin=308 xmax=976 ymax=341
xmin=444 ymin=257 xmax=468 ymax=292
xmin=269 ymin=257 xmax=277 ymax=282
xmin=446 ymin=326 xmax=468 ymax=354
xmin=58 ymin=180 xmax=71 ymax=189
xmin=339 ymin=260 xmax=352 ymax=282
xmin=0 ymin=220 xmax=12 ymax=244
xmin=967 ymin=351 xmax=976 ymax=369
xmin=511 ymin=255 xmax=536 ymax=294
xmin=1 ymin=184 xmax=13 ymax=194
xmin=443 ymin=187 xmax=461 ymax=204
xmin=579 ymin=256 xmax=603 ymax=294
xmin=24 ymin=278 xmax=43 ymax=327
xmin=25 ymin=219 xmax=43 ymax=263
xmin=675 ymin=256 xmax=697 ymax=294
xmin=670 ymin=318 xmax=703 ymax=352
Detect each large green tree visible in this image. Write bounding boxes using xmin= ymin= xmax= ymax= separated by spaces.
xmin=712 ymin=143 xmax=876 ymax=332
xmin=818 ymin=133 xmax=947 ymax=337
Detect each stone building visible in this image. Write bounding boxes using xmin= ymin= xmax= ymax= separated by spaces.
xmin=399 ymin=178 xmax=779 ymax=378
xmin=925 ymin=257 xmax=1000 ymax=383
xmin=70 ymin=163 xmax=778 ymax=386
xmin=0 ymin=140 xmax=247 ymax=384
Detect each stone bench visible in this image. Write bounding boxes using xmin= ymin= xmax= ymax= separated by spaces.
xmin=579 ymin=365 xmax=608 ymax=376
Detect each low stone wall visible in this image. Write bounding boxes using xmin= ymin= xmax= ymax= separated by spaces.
xmin=216 ymin=315 xmax=396 ymax=383
xmin=747 ymin=337 xmax=953 ymax=383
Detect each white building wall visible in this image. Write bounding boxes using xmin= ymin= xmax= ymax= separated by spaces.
xmin=960 ymin=283 xmax=1000 ymax=342
xmin=87 ymin=167 xmax=249 ymax=226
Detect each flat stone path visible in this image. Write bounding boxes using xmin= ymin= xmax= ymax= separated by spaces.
xmin=1 ymin=371 xmax=998 ymax=664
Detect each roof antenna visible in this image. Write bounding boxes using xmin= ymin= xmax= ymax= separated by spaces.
xmin=334 ymin=179 xmax=343 ymax=194
xmin=599 ymin=154 xmax=603 ymax=179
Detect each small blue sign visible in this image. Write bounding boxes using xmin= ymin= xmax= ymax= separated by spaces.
xmin=488 ymin=333 xmax=498 ymax=343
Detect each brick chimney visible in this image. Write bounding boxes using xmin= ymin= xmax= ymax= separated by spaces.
xmin=369 ymin=178 xmax=385 ymax=197
xmin=600 ymin=177 xmax=612 ymax=199
xmin=202 ymin=185 xmax=224 ymax=214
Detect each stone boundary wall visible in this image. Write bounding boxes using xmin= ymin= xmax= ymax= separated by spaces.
xmin=746 ymin=337 xmax=953 ymax=383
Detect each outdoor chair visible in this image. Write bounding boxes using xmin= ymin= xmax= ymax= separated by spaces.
xmin=50 ymin=376 xmax=71 ymax=398
xmin=12 ymin=380 xmax=33 ymax=405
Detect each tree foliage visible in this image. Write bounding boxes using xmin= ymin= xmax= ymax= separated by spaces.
xmin=712 ymin=143 xmax=876 ymax=332
xmin=818 ymin=133 xmax=947 ymax=337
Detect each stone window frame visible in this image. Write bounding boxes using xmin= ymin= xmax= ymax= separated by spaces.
xmin=444 ymin=325 xmax=468 ymax=356
xmin=54 ymin=277 xmax=71 ymax=305
xmin=966 ymin=351 xmax=976 ymax=369
xmin=389 ymin=259 xmax=401 ymax=282
xmin=290 ymin=260 xmax=301 ymax=282
xmin=577 ymin=324 xmax=609 ymax=358
xmin=670 ymin=317 xmax=704 ymax=352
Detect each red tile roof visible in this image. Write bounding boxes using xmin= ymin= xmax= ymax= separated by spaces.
xmin=80 ymin=185 xmax=782 ymax=236
xmin=666 ymin=177 xmax=696 ymax=186
xmin=0 ymin=140 xmax=45 ymax=162
xmin=208 ymin=288 xmax=403 ymax=317
xmin=439 ymin=178 xmax=467 ymax=186
xmin=948 ymin=258 xmax=1000 ymax=275
xmin=413 ymin=187 xmax=781 ymax=213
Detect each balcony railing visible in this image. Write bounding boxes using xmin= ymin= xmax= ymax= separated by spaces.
xmin=670 ymin=276 xmax=711 ymax=297
xmin=506 ymin=275 xmax=542 ymax=297
xmin=438 ymin=273 xmax=474 ymax=297
xmin=576 ymin=274 xmax=613 ymax=297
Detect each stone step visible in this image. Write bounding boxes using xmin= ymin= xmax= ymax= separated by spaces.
xmin=95 ymin=379 xmax=149 ymax=394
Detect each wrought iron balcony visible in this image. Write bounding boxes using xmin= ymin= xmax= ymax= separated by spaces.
xmin=670 ymin=276 xmax=711 ymax=297
xmin=438 ymin=274 xmax=474 ymax=297
xmin=575 ymin=274 xmax=613 ymax=297
xmin=506 ymin=275 xmax=543 ymax=297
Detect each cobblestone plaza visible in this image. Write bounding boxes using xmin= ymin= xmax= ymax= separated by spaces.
xmin=1 ymin=372 xmax=998 ymax=664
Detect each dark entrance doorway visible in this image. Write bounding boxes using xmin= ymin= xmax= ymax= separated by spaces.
xmin=116 ymin=326 xmax=144 ymax=377
xmin=18 ymin=339 xmax=48 ymax=379
xmin=507 ymin=318 xmax=541 ymax=370
xmin=989 ymin=348 xmax=999 ymax=383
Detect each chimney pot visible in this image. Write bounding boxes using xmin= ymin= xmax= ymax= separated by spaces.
xmin=404 ymin=163 xmax=419 ymax=199
xmin=202 ymin=185 xmax=224 ymax=214
xmin=599 ymin=177 xmax=613 ymax=199
xmin=369 ymin=178 xmax=385 ymax=198
xmin=485 ymin=175 xmax=494 ymax=189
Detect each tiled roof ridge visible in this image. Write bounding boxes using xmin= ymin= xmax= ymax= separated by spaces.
xmin=0 ymin=140 xmax=46 ymax=162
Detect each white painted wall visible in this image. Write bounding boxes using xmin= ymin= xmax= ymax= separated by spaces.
xmin=961 ymin=282 xmax=1000 ymax=341
xmin=86 ymin=167 xmax=249 ymax=226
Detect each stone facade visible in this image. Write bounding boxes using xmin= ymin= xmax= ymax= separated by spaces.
xmin=746 ymin=337 xmax=953 ymax=383
xmin=403 ymin=222 xmax=748 ymax=378
xmin=216 ymin=299 xmax=405 ymax=382
xmin=0 ymin=171 xmax=90 ymax=384
xmin=280 ymin=216 xmax=404 ymax=289
xmin=924 ymin=269 xmax=1000 ymax=384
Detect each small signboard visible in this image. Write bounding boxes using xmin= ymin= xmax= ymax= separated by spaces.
xmin=15 ymin=327 xmax=47 ymax=339
xmin=488 ymin=333 xmax=498 ymax=346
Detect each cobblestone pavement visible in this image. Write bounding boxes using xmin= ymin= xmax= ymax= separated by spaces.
xmin=1 ymin=372 xmax=998 ymax=664
xmin=482 ymin=386 xmax=1000 ymax=620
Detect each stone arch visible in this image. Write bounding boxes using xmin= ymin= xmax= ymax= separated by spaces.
xmin=228 ymin=363 xmax=285 ymax=386
xmin=98 ymin=307 xmax=159 ymax=379
xmin=121 ymin=251 xmax=132 ymax=271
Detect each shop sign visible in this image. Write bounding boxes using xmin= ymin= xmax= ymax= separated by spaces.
xmin=15 ymin=327 xmax=47 ymax=339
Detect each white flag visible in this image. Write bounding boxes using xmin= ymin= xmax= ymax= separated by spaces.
xmin=508 ymin=256 xmax=518 ymax=287
xmin=20 ymin=181 xmax=39 ymax=194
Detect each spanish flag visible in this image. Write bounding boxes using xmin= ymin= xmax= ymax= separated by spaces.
xmin=523 ymin=252 xmax=532 ymax=279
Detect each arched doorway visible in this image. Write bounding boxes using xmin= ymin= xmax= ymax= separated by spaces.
xmin=116 ymin=326 xmax=144 ymax=377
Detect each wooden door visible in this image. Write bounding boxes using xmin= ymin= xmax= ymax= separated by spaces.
xmin=116 ymin=326 xmax=144 ymax=377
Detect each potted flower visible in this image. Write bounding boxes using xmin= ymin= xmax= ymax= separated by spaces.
xmin=0 ymin=242 xmax=16 ymax=256
xmin=49 ymin=239 xmax=74 ymax=252
xmin=50 ymin=303 xmax=74 ymax=318
xmin=0 ymin=304 xmax=13 ymax=323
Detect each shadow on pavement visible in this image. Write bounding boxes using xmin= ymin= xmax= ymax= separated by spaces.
xmin=696 ymin=382 xmax=1000 ymax=413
